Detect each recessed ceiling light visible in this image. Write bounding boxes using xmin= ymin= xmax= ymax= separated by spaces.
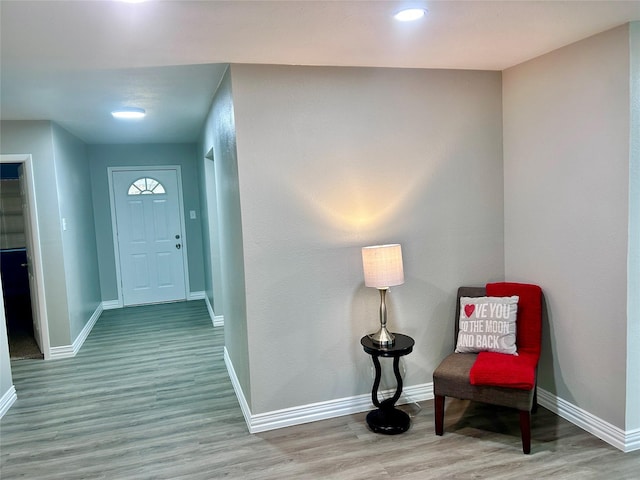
xmin=394 ymin=8 xmax=427 ymax=22
xmin=111 ymin=107 xmax=146 ymax=119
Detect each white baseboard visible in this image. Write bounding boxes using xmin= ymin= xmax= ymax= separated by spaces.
xmin=404 ymin=382 xmax=434 ymax=404
xmin=49 ymin=303 xmax=102 ymax=360
xmin=204 ymin=295 xmax=215 ymax=325
xmin=101 ymin=299 xmax=121 ymax=310
xmin=220 ymin=364 xmax=638 ymax=453
xmin=49 ymin=344 xmax=75 ymax=359
xmin=249 ymin=383 xmax=432 ymax=434
xmin=224 ymin=347 xmax=252 ymax=429
xmin=0 ymin=386 xmax=17 ymax=419
xmin=223 ymin=348 xmax=431 ymax=434
xmin=538 ymin=388 xmax=639 ymax=452
xmin=188 ymin=291 xmax=205 ymax=301
xmin=626 ymin=429 xmax=640 ymax=453
xmin=204 ymin=295 xmax=224 ymax=327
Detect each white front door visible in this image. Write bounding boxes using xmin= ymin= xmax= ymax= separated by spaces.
xmin=112 ymin=169 xmax=187 ymax=306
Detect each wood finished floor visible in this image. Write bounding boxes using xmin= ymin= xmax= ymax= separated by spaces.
xmin=1 ymin=301 xmax=639 ymax=479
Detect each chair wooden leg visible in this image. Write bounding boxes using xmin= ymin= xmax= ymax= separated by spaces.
xmin=434 ymin=395 xmax=445 ymax=436
xmin=532 ymin=386 xmax=538 ymax=414
xmin=519 ymin=410 xmax=531 ymax=454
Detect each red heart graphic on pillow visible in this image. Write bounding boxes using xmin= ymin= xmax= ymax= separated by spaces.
xmin=464 ymin=304 xmax=475 ymax=318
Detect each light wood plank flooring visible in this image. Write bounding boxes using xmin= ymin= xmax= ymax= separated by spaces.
xmin=1 ymin=301 xmax=638 ymax=479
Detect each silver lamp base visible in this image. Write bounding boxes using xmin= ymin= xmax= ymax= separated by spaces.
xmin=369 ymin=326 xmax=395 ymax=347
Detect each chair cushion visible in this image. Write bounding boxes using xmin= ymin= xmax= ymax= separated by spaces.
xmin=433 ymin=352 xmax=535 ymax=410
xmin=469 ymin=351 xmax=538 ymax=390
xmin=486 ymin=282 xmax=542 ymax=357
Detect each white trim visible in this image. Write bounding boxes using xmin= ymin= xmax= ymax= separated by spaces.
xmin=71 ymin=303 xmax=102 ymax=355
xmin=224 ymin=347 xmax=253 ymax=430
xmin=188 ymin=291 xmax=205 ymax=300
xmin=404 ymin=382 xmax=433 ymax=404
xmin=107 ymin=166 xmax=190 ymax=307
xmin=248 ymin=384 xmax=431 ymax=434
xmin=204 ymin=295 xmax=224 ymax=327
xmin=221 ymin=357 xmax=639 ymax=452
xmin=0 ymin=154 xmax=51 ymax=359
xmin=0 ymin=386 xmax=17 ymax=419
xmin=205 ymin=295 xmax=215 ymax=324
xmin=49 ymin=303 xmax=102 ymax=360
xmin=538 ymin=388 xmax=639 ymax=452
xmin=626 ymin=428 xmax=640 ymax=453
xmin=224 ymin=349 xmax=432 ymax=434
xmin=101 ymin=300 xmax=121 ymax=310
xmin=49 ymin=344 xmax=75 ymax=360
xmin=250 ymin=392 xmax=374 ymax=433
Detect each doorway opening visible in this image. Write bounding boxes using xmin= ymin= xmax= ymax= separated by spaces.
xmin=0 ymin=162 xmax=43 ymax=359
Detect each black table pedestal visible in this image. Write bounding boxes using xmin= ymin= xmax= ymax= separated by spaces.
xmin=360 ymin=333 xmax=415 ymax=435
xmin=366 ymin=405 xmax=411 ymax=434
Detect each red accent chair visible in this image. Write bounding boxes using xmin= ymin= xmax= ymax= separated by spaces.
xmin=432 ymin=282 xmax=543 ymax=453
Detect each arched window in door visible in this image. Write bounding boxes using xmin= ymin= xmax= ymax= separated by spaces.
xmin=127 ymin=177 xmax=166 ymax=195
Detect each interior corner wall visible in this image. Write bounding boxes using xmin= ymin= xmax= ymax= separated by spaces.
xmin=230 ymin=64 xmax=504 ymax=415
xmin=200 ymin=67 xmax=250 ymax=406
xmin=627 ymin=21 xmax=640 ymax=431
xmin=51 ymin=123 xmax=102 ymax=342
xmin=503 ymin=25 xmax=631 ymax=429
xmin=87 ymin=143 xmax=205 ymax=302
xmin=0 ymin=120 xmax=71 ymax=347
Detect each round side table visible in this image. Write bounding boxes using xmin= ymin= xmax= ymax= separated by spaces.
xmin=360 ymin=333 xmax=415 ymax=434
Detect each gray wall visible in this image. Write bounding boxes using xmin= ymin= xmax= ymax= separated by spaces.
xmin=0 ymin=121 xmax=102 ymax=348
xmin=503 ymin=25 xmax=632 ymax=429
xmin=199 ymin=69 xmax=250 ymax=405
xmin=627 ymin=21 xmax=640 ymax=431
xmin=52 ymin=124 xmax=102 ymax=341
xmin=87 ymin=143 xmax=205 ymax=302
xmin=229 ymin=65 xmax=504 ymax=414
xmin=0 ymin=121 xmax=70 ymax=347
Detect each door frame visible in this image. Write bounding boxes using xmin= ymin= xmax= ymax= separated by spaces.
xmin=108 ymin=165 xmax=190 ymax=307
xmin=0 ymin=154 xmax=51 ymax=359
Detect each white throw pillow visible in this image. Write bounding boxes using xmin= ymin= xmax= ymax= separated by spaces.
xmin=455 ymin=296 xmax=519 ymax=355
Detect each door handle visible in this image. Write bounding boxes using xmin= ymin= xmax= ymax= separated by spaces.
xmin=21 ymin=263 xmax=29 ymax=267
xmin=176 ymin=244 xmax=181 ymax=250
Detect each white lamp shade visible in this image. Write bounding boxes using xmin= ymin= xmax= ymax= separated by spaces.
xmin=362 ymin=244 xmax=404 ymax=288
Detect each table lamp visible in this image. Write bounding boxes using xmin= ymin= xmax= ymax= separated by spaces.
xmin=362 ymin=244 xmax=404 ymax=346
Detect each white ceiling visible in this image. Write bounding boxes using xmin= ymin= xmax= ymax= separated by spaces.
xmin=1 ymin=0 xmax=639 ymax=144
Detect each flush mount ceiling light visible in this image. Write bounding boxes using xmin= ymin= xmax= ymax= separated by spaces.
xmin=111 ymin=107 xmax=146 ymax=119
xmin=394 ymin=8 xmax=427 ymax=22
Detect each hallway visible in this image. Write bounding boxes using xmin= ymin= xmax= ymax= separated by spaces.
xmin=0 ymin=301 xmax=242 ymax=479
